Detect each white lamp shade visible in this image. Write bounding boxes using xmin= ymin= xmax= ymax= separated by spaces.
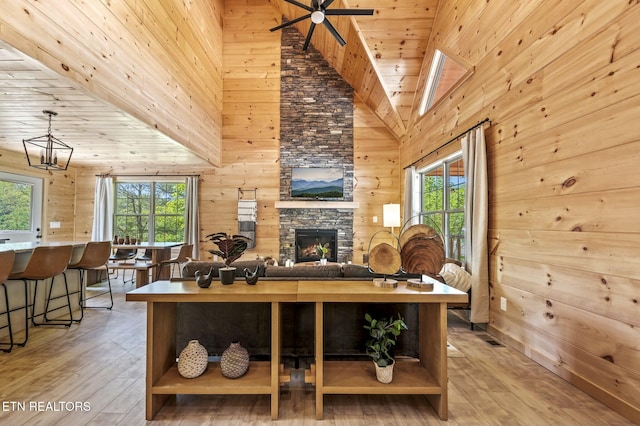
xmin=383 ymin=204 xmax=401 ymax=228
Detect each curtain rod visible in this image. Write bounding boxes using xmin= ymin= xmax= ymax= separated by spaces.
xmin=96 ymin=173 xmax=200 ymax=178
xmin=406 ymin=117 xmax=491 ymax=169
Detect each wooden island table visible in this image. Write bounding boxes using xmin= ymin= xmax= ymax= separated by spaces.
xmin=126 ymin=279 xmax=468 ymax=421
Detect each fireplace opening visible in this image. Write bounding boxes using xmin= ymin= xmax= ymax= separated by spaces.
xmin=295 ymin=229 xmax=338 ymax=263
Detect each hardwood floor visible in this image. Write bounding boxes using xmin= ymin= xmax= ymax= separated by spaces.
xmin=0 ymin=276 xmax=634 ymax=425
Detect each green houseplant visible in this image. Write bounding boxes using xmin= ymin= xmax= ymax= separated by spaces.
xmin=316 ymin=242 xmax=329 ymax=264
xmin=363 ymin=313 xmax=408 ymax=383
xmin=205 ymin=232 xmax=252 ymax=285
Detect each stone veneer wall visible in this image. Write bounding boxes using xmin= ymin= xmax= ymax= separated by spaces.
xmin=278 ymin=22 xmax=354 ymax=263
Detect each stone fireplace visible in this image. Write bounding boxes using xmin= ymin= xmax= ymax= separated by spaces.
xmin=295 ymin=229 xmax=338 ymax=263
xmin=277 ymin=23 xmax=355 ymax=264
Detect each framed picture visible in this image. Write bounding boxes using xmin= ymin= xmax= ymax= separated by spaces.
xmin=291 ymin=167 xmax=344 ymax=199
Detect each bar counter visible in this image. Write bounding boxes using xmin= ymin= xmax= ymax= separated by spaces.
xmin=0 ymin=241 xmax=88 ymax=341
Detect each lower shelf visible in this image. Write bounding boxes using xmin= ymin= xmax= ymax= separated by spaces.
xmin=153 ymin=361 xmax=273 ymax=395
xmin=321 ymin=359 xmax=442 ymax=394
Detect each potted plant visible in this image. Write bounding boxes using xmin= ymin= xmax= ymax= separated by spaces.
xmin=205 ymin=232 xmax=252 ymax=285
xmin=363 ymin=312 xmax=408 ymax=383
xmin=316 ymin=242 xmax=329 ymax=265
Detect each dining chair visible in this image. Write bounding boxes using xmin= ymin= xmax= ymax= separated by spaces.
xmin=8 ymin=245 xmax=74 ymax=345
xmin=0 ymin=250 xmax=16 ymax=352
xmin=156 ymin=244 xmax=194 ymax=280
xmin=67 ymin=241 xmax=113 ymax=322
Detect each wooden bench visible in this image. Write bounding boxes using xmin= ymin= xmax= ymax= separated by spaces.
xmin=108 ymin=262 xmax=157 ymax=288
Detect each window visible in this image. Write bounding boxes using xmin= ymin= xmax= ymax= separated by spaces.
xmin=0 ymin=172 xmax=43 ymax=243
xmin=113 ymin=180 xmax=186 ymax=242
xmin=419 ymin=154 xmax=465 ymax=262
xmin=419 ymin=48 xmax=472 ymax=116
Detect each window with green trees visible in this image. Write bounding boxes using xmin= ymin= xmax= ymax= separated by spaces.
xmin=113 ymin=181 xmax=186 ymax=242
xmin=420 ymin=154 xmax=465 ymax=262
xmin=0 ymin=180 xmax=33 ymax=231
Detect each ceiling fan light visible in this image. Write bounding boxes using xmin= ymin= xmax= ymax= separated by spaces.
xmin=311 ymin=10 xmax=325 ymax=24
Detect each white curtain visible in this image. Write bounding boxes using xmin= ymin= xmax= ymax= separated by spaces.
xmin=462 ymin=126 xmax=490 ymax=324
xmin=184 ymin=176 xmax=200 ymax=258
xmin=91 ymin=176 xmax=113 ymax=241
xmin=403 ymin=166 xmax=420 ymax=230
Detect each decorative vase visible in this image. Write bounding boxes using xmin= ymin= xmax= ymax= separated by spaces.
xmin=219 ymin=267 xmax=236 ymax=285
xmin=244 ymin=266 xmax=259 ymax=285
xmin=113 ymin=235 xmax=118 ymax=245
xmin=220 ymin=341 xmax=250 ymax=378
xmin=374 ymin=359 xmax=394 ymax=384
xmin=124 ymin=235 xmax=130 ymax=244
xmin=177 ymin=340 xmax=209 ymax=379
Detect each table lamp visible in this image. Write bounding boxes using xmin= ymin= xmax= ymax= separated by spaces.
xmin=383 ymin=203 xmax=401 ymax=236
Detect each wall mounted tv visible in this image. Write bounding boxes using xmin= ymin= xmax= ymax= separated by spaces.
xmin=291 ymin=167 xmax=344 ymax=199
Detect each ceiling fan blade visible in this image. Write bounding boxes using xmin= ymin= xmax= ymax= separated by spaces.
xmin=322 ymin=0 xmax=336 ymax=8
xmin=325 ymin=9 xmax=374 ymax=16
xmin=322 ymin=19 xmax=346 ymax=46
xmin=284 ymin=0 xmax=314 ymax=12
xmin=312 ymin=0 xmax=319 ymax=9
xmin=270 ymin=14 xmax=311 ymax=32
xmin=303 ymin=23 xmax=317 ymax=50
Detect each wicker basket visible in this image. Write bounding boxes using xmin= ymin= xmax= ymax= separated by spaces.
xmin=177 ymin=340 xmax=209 ymax=379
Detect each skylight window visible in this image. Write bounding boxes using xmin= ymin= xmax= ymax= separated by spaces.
xmin=419 ymin=48 xmax=472 ymax=116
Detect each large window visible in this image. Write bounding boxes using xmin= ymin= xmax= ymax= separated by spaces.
xmin=419 ymin=154 xmax=465 ymax=262
xmin=0 ymin=172 xmax=43 ymax=243
xmin=113 ymin=180 xmax=186 ymax=242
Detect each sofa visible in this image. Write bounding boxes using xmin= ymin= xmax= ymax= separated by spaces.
xmin=175 ymin=259 xmax=470 ymax=364
xmin=181 ymin=259 xmax=423 ymax=281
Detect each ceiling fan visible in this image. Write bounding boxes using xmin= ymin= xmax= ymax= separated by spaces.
xmin=270 ymin=0 xmax=374 ymax=50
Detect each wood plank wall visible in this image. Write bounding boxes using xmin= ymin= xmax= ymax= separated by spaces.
xmin=37 ymin=0 xmax=399 ymax=266
xmin=403 ymin=1 xmax=640 ymax=422
xmin=0 ymin=0 xmax=224 ymax=166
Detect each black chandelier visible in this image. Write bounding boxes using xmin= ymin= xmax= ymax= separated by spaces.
xmin=22 ymin=110 xmax=74 ymax=171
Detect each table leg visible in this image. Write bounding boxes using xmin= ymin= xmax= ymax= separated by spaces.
xmin=315 ymin=301 xmax=324 ymax=420
xmin=419 ymin=302 xmax=448 ymax=420
xmin=271 ymin=302 xmax=280 ymax=419
xmin=146 ymin=301 xmax=177 ymax=420
xmin=152 ymin=248 xmax=172 ymax=280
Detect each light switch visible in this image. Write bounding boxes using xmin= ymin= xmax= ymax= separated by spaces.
xmin=50 ymin=221 xmax=61 ymax=229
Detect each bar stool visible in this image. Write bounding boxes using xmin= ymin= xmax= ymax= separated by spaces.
xmin=67 ymin=241 xmax=113 ymax=322
xmin=0 ymin=250 xmax=16 ymax=352
xmin=8 ymin=245 xmax=74 ymax=344
xmin=156 ymin=244 xmax=194 ymax=280
xmin=109 ymin=248 xmax=136 ymax=283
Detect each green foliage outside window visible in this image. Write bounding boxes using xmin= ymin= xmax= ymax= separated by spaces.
xmin=0 ymin=180 xmax=32 ymax=231
xmin=114 ymin=181 xmax=185 ymax=242
xmin=421 ymin=157 xmax=466 ymax=262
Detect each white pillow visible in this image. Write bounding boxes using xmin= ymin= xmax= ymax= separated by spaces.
xmin=439 ymin=262 xmax=471 ymax=292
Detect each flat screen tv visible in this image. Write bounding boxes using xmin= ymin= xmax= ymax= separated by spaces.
xmin=291 ymin=167 xmax=344 ymax=199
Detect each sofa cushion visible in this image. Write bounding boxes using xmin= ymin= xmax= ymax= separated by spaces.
xmin=265 ymin=264 xmax=342 ymax=278
xmin=341 ymin=264 xmax=379 ymax=278
xmin=182 ymin=261 xmax=225 ymax=277
xmin=182 ymin=259 xmax=266 ymax=278
xmin=439 ymin=262 xmax=471 ymax=292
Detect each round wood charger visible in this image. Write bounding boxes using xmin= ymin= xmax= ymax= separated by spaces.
xmin=368 ymin=242 xmax=401 ymax=275
xmin=399 ymin=224 xmax=443 ymax=249
xmin=400 ymin=235 xmax=446 ymax=276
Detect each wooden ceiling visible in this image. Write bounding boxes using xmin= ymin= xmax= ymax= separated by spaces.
xmin=0 ymin=0 xmax=439 ymax=169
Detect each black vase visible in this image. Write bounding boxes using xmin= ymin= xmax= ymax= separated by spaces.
xmin=219 ymin=267 xmax=236 ymax=285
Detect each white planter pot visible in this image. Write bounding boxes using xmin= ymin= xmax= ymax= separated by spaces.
xmin=374 ymin=359 xmax=394 ymax=384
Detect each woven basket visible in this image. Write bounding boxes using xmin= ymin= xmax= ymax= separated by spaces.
xmin=220 ymin=342 xmax=250 ymax=378
xmin=177 ymin=340 xmax=209 ymax=379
